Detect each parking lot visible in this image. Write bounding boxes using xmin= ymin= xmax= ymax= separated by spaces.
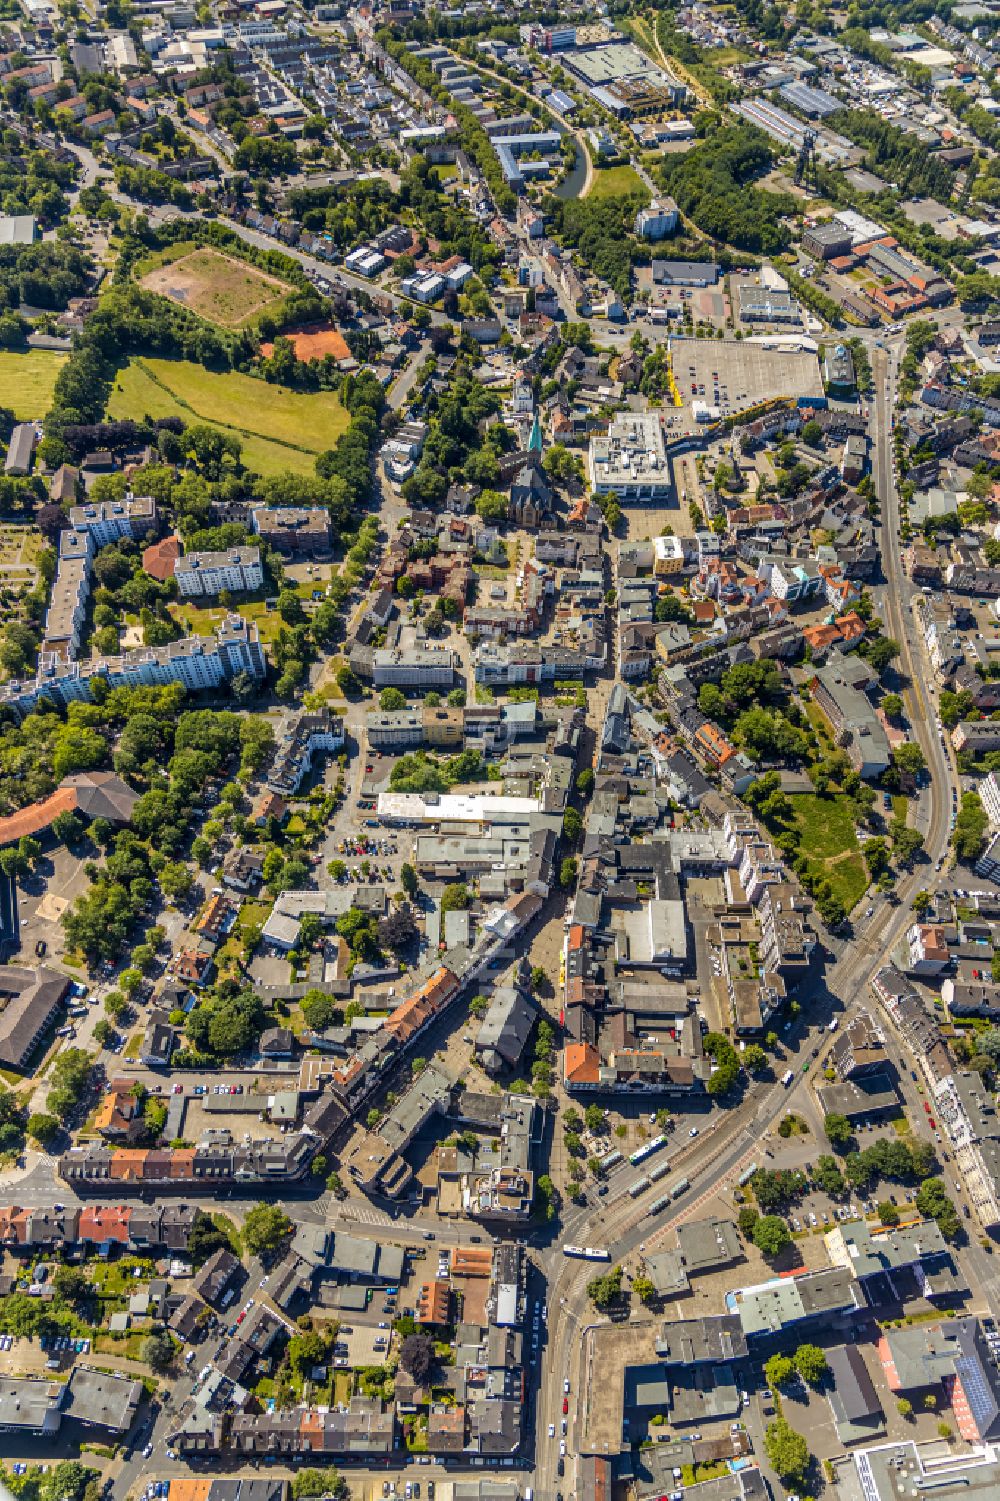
xmin=671 ymin=339 xmax=826 ymax=424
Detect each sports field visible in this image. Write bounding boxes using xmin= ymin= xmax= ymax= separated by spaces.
xmin=107 ymin=357 xmax=350 ymax=477
xmin=0 ymin=350 xmax=67 ymax=420
xmin=138 ymin=244 xmax=292 ymax=329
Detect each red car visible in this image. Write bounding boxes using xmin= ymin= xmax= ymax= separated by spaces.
xmin=563 ymin=1398 xmax=569 ymax=1415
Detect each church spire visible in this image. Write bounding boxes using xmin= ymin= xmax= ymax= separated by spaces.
xmin=528 ymin=409 xmax=543 ymax=454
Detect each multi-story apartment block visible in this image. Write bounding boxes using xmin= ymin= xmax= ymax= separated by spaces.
xmin=69 ymin=496 xmax=157 ymax=546
xmin=174 ymin=547 xmax=264 ymax=598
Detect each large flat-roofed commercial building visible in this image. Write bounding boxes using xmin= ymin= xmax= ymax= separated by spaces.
xmin=736 ymin=282 xmax=801 ymax=324
xmin=564 ymin=40 xmax=685 ymax=100
xmin=730 ymin=1266 xmax=861 ymax=1339
xmin=372 ymin=648 xmax=457 ymax=689
xmin=853 ymin=1442 xmax=1000 ymax=1501
xmin=589 ymin=412 xmax=672 ymax=501
xmin=0 ymin=215 xmax=38 ymax=245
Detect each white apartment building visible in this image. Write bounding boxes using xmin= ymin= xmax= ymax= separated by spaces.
xmin=0 ymin=618 xmax=264 ymax=720
xmin=69 ymin=496 xmax=158 ymax=547
xmin=933 ymin=1071 xmax=1000 ymax=1229
xmin=174 ymin=547 xmax=264 ymax=598
xmin=981 ymin=770 xmax=1000 ymax=829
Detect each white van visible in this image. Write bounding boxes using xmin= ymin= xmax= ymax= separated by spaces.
xmin=781 ymin=1069 xmax=794 ymax=1087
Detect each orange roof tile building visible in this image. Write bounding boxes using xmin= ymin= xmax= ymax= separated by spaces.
xmin=385 ymin=968 xmax=459 ymax=1044
xmin=564 ymin=1042 xmax=601 ymax=1087
xmin=416 ymin=1280 xmax=451 ymax=1324
xmin=143 ymin=535 xmax=182 ymax=581
xmin=450 ymin=1245 xmax=492 ymax=1277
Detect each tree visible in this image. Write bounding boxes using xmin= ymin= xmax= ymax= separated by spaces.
xmin=400 ymin=862 xmax=419 ymax=898
xmin=824 ymin=1112 xmax=853 ymax=1151
xmin=738 ymin=1205 xmax=759 ymax=1239
xmin=878 ymin=1200 xmax=900 ymax=1226
xmin=52 ymin=1265 xmax=90 ymax=1308
xmin=289 ymin=1330 xmax=329 ymax=1378
xmin=881 ymin=693 xmax=903 ymax=719
xmin=813 ymin=1155 xmax=845 ymax=1196
xmin=765 ymin=1418 xmax=811 ymax=1485
xmin=954 ymin=792 xmax=989 ymax=863
xmin=752 ymin=1214 xmax=791 ymax=1258
xmin=378 ymin=900 xmax=417 ymax=948
xmin=896 ymin=1397 xmax=913 ymax=1419
xmin=586 ymin=1264 xmax=623 ymax=1310
xmin=743 ymin=1044 xmax=767 ymax=1074
xmin=915 ymin=1177 xmax=961 ymax=1240
xmin=794 ymin=1343 xmax=829 ymax=1386
xmin=293 ymin=1470 xmax=346 ymax=1501
xmin=764 ymin=1354 xmax=795 ymax=1390
xmin=563 ymin=806 xmax=583 ymax=843
xmin=47 ymin=1047 xmax=92 ymax=1121
xmin=535 ymin=1173 xmax=556 ymax=1220
xmin=40 ymin=1462 xmax=97 ymax=1501
xmin=560 ymin=856 xmax=578 ymax=888
xmin=584 ymin=1104 xmax=606 ymax=1133
xmin=440 ymin=882 xmax=470 ymax=913
xmin=400 ymin=1331 xmax=435 ymax=1383
xmin=142 ymin=1331 xmax=175 ymax=1373
xmin=632 ymin=1274 xmax=656 ymax=1305
xmin=26 ymin=1112 xmax=59 ymax=1145
xmin=379 ymin=686 xmax=407 ymax=710
xmin=242 ymin=1204 xmax=292 ymax=1258
xmin=301 ymin=991 xmax=336 ymax=1032
xmin=187 ymin=1210 xmax=232 ymax=1266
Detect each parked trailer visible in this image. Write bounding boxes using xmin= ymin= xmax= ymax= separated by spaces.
xmin=670 ymin=1178 xmax=690 ymax=1200
xmin=738 ymin=1163 xmax=758 ymax=1187
xmin=629 ymin=1134 xmax=668 ymax=1167
xmin=628 ymin=1177 xmax=650 ymax=1199
xmin=563 ymin=1245 xmax=611 ymax=1261
xmin=648 ymin=1161 xmax=671 ymax=1184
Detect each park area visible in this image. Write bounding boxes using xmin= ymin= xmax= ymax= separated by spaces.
xmin=107 ymin=356 xmax=351 ymax=476
xmin=0 ymin=350 xmax=67 ymax=420
xmin=138 ymin=243 xmax=292 ymax=329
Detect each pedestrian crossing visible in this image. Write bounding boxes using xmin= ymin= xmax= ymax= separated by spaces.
xmin=337 ymin=1202 xmax=395 ymax=1228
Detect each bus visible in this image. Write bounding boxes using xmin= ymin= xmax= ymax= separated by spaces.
xmin=670 ymin=1178 xmax=690 ymax=1200
xmin=627 ymin=1177 xmax=650 ymax=1199
xmin=628 ymin=1134 xmax=668 ymax=1167
xmin=563 ymin=1245 xmax=611 ymax=1261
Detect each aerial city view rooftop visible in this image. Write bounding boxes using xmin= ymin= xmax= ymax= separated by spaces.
xmin=5 ymin=0 xmax=1000 ymax=1500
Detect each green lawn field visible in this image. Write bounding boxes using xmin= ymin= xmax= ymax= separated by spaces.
xmin=585 ymin=164 xmax=650 ymax=201
xmin=107 ymin=357 xmax=350 ymax=477
xmin=137 ymin=243 xmax=292 ymax=330
xmin=0 ymin=350 xmax=67 ymax=420
xmin=787 ymin=793 xmax=868 ymax=914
